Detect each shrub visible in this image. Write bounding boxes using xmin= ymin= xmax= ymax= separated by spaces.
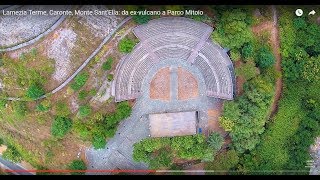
xmin=0 ymin=99 xmax=7 ymax=110
xmin=102 ymin=57 xmax=113 ymax=71
xmin=67 ymin=160 xmax=87 ymax=175
xmin=2 ymin=145 xmax=23 ymax=163
xmin=55 ymin=101 xmax=71 ymax=117
xmin=51 ymin=116 xmax=72 ymax=138
xmin=107 ymin=74 xmax=114 ymax=82
xmin=70 ymin=72 xmax=89 ymax=91
xmin=12 ymin=101 xmax=27 ymax=118
xmin=92 ymin=133 xmax=107 ymax=150
xmin=118 ymin=38 xmax=136 ymax=53
xmin=230 ymin=50 xmax=241 ymax=61
xmin=78 ymin=105 xmax=92 ymax=118
xmin=78 ymin=90 xmax=88 ymax=101
xmin=255 ymin=46 xmax=275 ymax=69
xmin=0 ymin=138 xmax=4 ymax=146
xmin=36 ymin=104 xmax=49 ymax=112
xmin=207 ymin=132 xmax=224 ymax=152
xmin=26 ymin=84 xmax=45 ymax=100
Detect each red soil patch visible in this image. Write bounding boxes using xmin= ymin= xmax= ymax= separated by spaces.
xmin=207 ymin=101 xmax=227 ymax=137
xmin=234 ymin=61 xmax=246 ymax=96
xmin=149 ymin=67 xmax=170 ymax=101
xmin=177 ymin=67 xmax=199 ymax=100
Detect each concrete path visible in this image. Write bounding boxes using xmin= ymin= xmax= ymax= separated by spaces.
xmin=86 ymin=58 xmax=220 ymax=174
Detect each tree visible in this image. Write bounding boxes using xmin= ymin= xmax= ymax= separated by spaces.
xmin=242 ymin=42 xmax=254 ymax=59
xmin=207 ymin=132 xmax=224 ymax=152
xmin=118 ymin=38 xmax=136 ymax=53
xmin=78 ymin=105 xmax=92 ymax=118
xmin=67 ymin=160 xmax=87 ymax=175
xmin=78 ymin=90 xmax=88 ymax=100
xmin=212 ymin=9 xmax=253 ymax=50
xmin=70 ymin=72 xmax=89 ymax=91
xmin=255 ymin=46 xmax=275 ymax=69
xmin=26 ymin=83 xmax=45 ymax=100
xmin=51 ymin=116 xmax=72 ymax=138
xmin=302 ymin=56 xmax=320 ymax=82
xmin=102 ymin=57 xmax=113 ymax=71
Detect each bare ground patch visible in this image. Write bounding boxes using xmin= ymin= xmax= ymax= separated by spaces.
xmin=177 ymin=67 xmax=199 ymax=100
xmin=149 ymin=67 xmax=170 ymax=101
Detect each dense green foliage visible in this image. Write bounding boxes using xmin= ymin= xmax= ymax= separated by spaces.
xmin=67 ymin=160 xmax=87 ymax=175
xmin=102 ymin=57 xmax=113 ymax=71
xmin=73 ymin=101 xmax=132 ymax=149
xmin=279 ymin=8 xmax=320 ymax=82
xmin=70 ymin=72 xmax=89 ymax=91
xmin=235 ymin=61 xmax=259 ymax=81
xmin=255 ymin=46 xmax=275 ymax=68
xmin=2 ymin=145 xmax=23 ymax=163
xmin=239 ymin=81 xmax=320 ymax=174
xmin=219 ymin=76 xmax=274 ymax=153
xmin=51 ymin=116 xmax=73 ymax=139
xmin=205 ymin=150 xmax=239 ymax=174
xmin=237 ymin=7 xmax=320 ymax=174
xmin=0 ymin=138 xmax=3 ymax=145
xmin=133 ymin=135 xmax=215 ymax=169
xmin=212 ymin=8 xmax=253 ymax=51
xmin=118 ymin=38 xmax=136 ymax=53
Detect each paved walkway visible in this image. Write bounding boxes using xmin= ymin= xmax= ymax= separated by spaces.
xmin=0 ymin=5 xmax=70 ymax=52
xmin=0 ymin=156 xmax=34 ymax=175
xmin=86 ymin=58 xmax=220 ymax=174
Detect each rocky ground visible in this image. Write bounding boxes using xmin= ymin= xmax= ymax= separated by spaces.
xmin=0 ymin=5 xmax=66 ymax=47
xmin=310 ymin=137 xmax=320 ymax=175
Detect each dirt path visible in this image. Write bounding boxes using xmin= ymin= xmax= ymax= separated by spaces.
xmin=252 ymin=6 xmax=283 ymax=118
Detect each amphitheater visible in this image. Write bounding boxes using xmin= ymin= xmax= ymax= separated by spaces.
xmin=86 ymin=17 xmax=235 ymax=173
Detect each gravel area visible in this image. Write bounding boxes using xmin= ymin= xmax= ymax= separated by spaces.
xmin=310 ymin=137 xmax=320 ymax=175
xmin=0 ymin=5 xmax=66 ymax=47
xmin=47 ymin=28 xmax=77 ymax=82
